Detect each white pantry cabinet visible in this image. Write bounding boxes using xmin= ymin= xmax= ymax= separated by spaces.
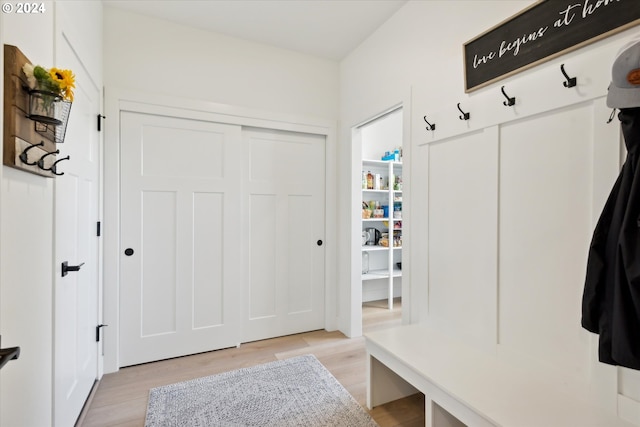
xmin=361 ymin=159 xmax=402 ymax=309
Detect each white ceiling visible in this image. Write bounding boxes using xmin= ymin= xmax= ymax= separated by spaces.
xmin=103 ymin=0 xmax=408 ymax=60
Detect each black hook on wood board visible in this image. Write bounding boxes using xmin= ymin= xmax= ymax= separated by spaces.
xmin=501 ymin=86 xmax=516 ymax=106
xmin=560 ymin=64 xmax=577 ymax=88
xmin=37 ymin=149 xmax=59 ymax=170
xmin=19 ymin=141 xmax=45 ymax=166
xmin=457 ymin=103 xmax=470 ymax=120
xmin=50 ymin=155 xmax=70 ymax=176
xmin=423 ymin=116 xmax=436 ymax=131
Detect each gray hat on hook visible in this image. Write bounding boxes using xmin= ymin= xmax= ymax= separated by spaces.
xmin=607 ymin=34 xmax=640 ymax=109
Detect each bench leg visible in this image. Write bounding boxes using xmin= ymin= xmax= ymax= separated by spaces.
xmin=428 ymin=398 xmax=470 ymax=427
xmin=426 ymin=397 xmax=433 ymax=427
xmin=367 ymin=354 xmax=419 ymax=409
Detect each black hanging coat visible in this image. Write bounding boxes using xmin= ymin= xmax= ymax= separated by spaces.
xmin=582 ymin=107 xmax=640 ymax=369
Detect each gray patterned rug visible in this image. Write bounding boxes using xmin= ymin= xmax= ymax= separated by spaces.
xmin=144 ymin=354 xmax=379 ymax=426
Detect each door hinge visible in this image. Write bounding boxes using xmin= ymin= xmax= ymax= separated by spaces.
xmin=97 ymin=221 xmax=101 ymax=237
xmin=96 ymin=324 xmax=108 ymax=342
xmin=97 ymin=114 xmax=106 ymax=132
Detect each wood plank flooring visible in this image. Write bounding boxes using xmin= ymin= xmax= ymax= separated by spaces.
xmin=77 ymin=299 xmax=424 ymax=426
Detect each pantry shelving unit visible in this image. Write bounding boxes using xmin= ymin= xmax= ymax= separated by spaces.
xmin=361 ymin=159 xmax=402 ymax=309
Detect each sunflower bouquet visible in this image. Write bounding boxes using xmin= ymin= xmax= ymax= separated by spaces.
xmin=22 ymin=63 xmax=75 ymax=101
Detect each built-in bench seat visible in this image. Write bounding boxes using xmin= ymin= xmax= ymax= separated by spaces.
xmin=366 ymin=324 xmax=635 ymax=427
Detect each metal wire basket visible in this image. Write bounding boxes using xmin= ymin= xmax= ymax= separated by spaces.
xmin=27 ymin=89 xmax=72 ymax=144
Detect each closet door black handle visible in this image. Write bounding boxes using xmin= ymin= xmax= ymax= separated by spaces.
xmin=317 ymin=240 xmax=323 ymax=246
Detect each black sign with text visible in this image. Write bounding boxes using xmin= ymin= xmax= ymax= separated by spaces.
xmin=464 ymin=0 xmax=640 ymax=92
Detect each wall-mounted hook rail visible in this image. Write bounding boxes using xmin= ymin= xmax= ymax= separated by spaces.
xmin=501 ymin=86 xmax=516 ymax=106
xmin=37 ymin=149 xmax=59 ymax=170
xmin=50 ymin=155 xmax=70 ymax=176
xmin=560 ymin=64 xmax=577 ymax=88
xmin=423 ymin=116 xmax=436 ymax=131
xmin=457 ymin=103 xmax=470 ymax=120
xmin=18 ymin=141 xmax=45 ymax=166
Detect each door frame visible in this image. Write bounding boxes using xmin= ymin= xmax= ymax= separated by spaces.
xmin=349 ymin=97 xmax=413 ymax=338
xmin=102 ymin=88 xmax=337 ymax=372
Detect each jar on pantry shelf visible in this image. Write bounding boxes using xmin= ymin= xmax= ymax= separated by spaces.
xmin=362 ymin=251 xmax=369 ymax=274
xmin=366 ymin=171 xmax=374 ymax=189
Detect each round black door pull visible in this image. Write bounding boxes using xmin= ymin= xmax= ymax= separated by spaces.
xmin=124 ymin=248 xmax=134 ymax=256
xmin=317 ymin=240 xmax=323 ymax=246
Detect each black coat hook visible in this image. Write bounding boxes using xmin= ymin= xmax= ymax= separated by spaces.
xmin=19 ymin=141 xmax=45 ymax=165
xmin=50 ymin=155 xmax=70 ymax=176
xmin=423 ymin=116 xmax=436 ymax=131
xmin=457 ymin=103 xmax=470 ymax=120
xmin=501 ymin=86 xmax=516 ymax=106
xmin=560 ymin=64 xmax=577 ymax=88
xmin=37 ymin=149 xmax=59 ymax=170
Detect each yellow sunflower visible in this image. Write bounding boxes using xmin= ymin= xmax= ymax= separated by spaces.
xmin=49 ymin=67 xmax=76 ymax=101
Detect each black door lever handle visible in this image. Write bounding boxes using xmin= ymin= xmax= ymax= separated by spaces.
xmin=0 ymin=346 xmax=20 ymax=370
xmin=62 ymin=261 xmax=85 ymax=277
xmin=0 ymin=336 xmax=20 ymax=371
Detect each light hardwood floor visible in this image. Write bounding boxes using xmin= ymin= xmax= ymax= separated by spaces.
xmin=77 ymin=298 xmax=424 ymax=426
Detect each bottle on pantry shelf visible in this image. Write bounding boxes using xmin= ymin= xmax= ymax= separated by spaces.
xmin=367 ymin=171 xmax=374 ymax=189
xmin=362 ymin=251 xmax=369 ymax=274
xmin=362 ymin=171 xmax=367 ymax=189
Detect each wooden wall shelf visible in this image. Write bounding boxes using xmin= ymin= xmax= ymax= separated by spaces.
xmin=3 ymin=44 xmax=59 ymax=177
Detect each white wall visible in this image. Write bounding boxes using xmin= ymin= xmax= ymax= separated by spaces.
xmin=361 ymin=108 xmax=402 ymax=161
xmin=1 ymin=5 xmax=55 ymax=426
xmin=0 ymin=2 xmax=102 ymax=426
xmin=339 ymin=0 xmax=531 ymax=336
xmin=103 ymin=6 xmax=339 ymax=119
xmin=340 ymin=0 xmax=640 ymax=423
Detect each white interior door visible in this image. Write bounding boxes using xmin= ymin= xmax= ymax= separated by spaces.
xmin=119 ymin=112 xmax=242 ymax=367
xmin=53 ymin=38 xmax=101 ymax=426
xmin=242 ymin=128 xmax=325 ymax=343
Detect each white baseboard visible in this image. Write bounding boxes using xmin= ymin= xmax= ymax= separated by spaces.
xmin=362 ymin=279 xmax=402 ymax=303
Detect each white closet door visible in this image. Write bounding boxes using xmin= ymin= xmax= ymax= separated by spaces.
xmin=242 ymin=128 xmax=326 ymax=342
xmin=119 ymin=112 xmax=242 ymax=366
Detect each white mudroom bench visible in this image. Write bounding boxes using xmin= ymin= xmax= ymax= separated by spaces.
xmin=366 ymin=324 xmax=635 ymax=427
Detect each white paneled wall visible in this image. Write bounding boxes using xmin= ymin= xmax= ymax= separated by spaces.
xmin=428 ymin=129 xmax=498 ymax=349
xmin=498 ymin=105 xmax=593 ymax=382
xmin=413 ymin=29 xmax=640 ymax=421
xmin=339 ymin=0 xmax=639 ymax=422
